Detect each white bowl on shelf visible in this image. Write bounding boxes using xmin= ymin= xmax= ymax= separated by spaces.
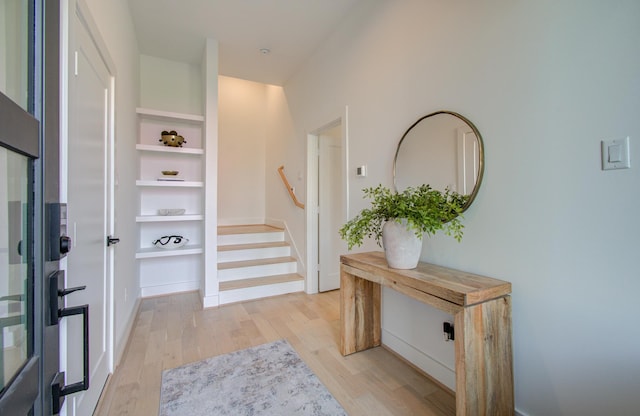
xmin=157 ymin=208 xmax=186 ymax=216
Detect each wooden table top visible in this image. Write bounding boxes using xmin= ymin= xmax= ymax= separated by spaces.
xmin=341 ymin=251 xmax=511 ymax=307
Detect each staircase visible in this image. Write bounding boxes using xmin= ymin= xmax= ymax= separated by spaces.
xmin=217 ymin=224 xmax=305 ymax=305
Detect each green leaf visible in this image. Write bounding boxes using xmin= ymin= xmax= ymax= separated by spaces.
xmin=338 ymin=184 xmax=467 ymax=249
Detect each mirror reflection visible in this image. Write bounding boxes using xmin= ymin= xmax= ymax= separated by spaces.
xmin=393 ymin=111 xmax=484 ymax=212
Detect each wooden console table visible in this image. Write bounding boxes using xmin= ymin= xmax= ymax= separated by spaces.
xmin=340 ymin=252 xmax=514 ymax=415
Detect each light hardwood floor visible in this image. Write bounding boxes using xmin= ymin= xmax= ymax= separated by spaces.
xmin=94 ymin=290 xmax=455 ymax=415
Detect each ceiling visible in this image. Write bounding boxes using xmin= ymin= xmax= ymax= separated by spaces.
xmin=128 ymin=0 xmax=361 ymax=86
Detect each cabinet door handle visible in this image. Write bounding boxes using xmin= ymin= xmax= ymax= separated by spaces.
xmin=106 ymin=235 xmax=120 ymax=246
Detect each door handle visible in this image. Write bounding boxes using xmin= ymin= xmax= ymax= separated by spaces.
xmin=51 ymin=303 xmax=89 ymax=414
xmin=59 ymin=285 xmax=86 ymax=297
xmin=49 ymin=272 xmax=86 ymax=325
xmin=106 ymin=235 xmax=120 ymax=246
xmin=48 ymin=271 xmax=90 ymax=414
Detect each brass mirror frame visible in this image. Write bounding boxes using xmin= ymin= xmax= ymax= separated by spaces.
xmin=393 ymin=110 xmax=485 ymax=213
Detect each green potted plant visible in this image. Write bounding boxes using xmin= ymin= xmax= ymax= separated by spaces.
xmin=339 ymin=184 xmax=466 ymax=269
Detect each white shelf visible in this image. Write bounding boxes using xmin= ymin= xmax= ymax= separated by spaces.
xmin=135 ymin=245 xmax=203 ymax=259
xmin=136 ymin=214 xmax=203 ymax=223
xmin=136 ymin=180 xmax=203 ymax=188
xmin=136 ymin=106 xmax=205 ymax=297
xmin=136 ymin=144 xmax=203 ymax=155
xmin=136 ymin=107 xmax=204 ymax=123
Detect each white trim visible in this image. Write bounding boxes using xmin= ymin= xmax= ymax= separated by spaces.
xmin=135 ymin=144 xmax=204 ymax=155
xmin=382 ymin=328 xmax=528 ymax=416
xmin=202 ymin=38 xmax=219 ymax=310
xmin=140 ymin=280 xmax=200 ymax=298
xmin=107 ymin=74 xmax=115 ymax=372
xmin=305 ymin=106 xmax=349 ymax=295
xmin=305 ymin=133 xmax=319 ymax=294
xmin=74 ymin=0 xmax=116 ymax=74
xmin=381 ymin=328 xmax=456 ymax=391
xmin=136 ymin=107 xmax=204 ymax=122
xmin=201 ymin=290 xmax=219 ymax=309
xmin=114 ymin=297 xmax=141 ymax=365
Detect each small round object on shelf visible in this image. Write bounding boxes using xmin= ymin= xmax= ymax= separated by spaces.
xmin=157 ymin=208 xmax=186 ymax=216
xmin=161 ymin=170 xmax=179 ymax=176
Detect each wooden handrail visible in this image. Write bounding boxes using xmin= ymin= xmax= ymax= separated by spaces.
xmin=277 ymin=165 xmax=304 ymax=209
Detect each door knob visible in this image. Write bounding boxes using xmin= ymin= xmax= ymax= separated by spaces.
xmin=60 ymin=235 xmax=72 ymax=254
xmin=106 ymin=235 xmax=120 ymax=246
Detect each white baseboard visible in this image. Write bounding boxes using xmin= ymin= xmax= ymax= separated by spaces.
xmin=202 ymin=293 xmax=219 ymax=308
xmin=140 ymin=280 xmax=200 ymax=298
xmin=114 ymin=296 xmax=141 ymax=367
xmin=383 ymin=329 xmax=527 ymax=415
xmin=382 ymin=328 xmax=456 ymax=391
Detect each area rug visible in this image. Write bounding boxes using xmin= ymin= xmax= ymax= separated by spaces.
xmin=159 ymin=339 xmax=347 ymax=415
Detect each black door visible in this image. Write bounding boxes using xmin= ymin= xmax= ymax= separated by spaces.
xmin=0 ymin=1 xmax=63 ymax=415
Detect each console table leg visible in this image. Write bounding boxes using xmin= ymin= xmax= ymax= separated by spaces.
xmin=340 ymin=270 xmax=381 ymax=356
xmin=454 ymin=296 xmax=514 ymax=415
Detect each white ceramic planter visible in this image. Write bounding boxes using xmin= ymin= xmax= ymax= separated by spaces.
xmin=381 ymin=218 xmax=423 ymax=269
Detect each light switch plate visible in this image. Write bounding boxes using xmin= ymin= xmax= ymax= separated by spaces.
xmin=601 ymin=137 xmax=630 ymax=170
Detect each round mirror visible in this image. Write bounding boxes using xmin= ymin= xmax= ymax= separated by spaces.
xmin=393 ymin=111 xmax=484 ymax=212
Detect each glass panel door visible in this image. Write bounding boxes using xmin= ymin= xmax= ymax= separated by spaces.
xmin=0 ymin=0 xmax=33 ymax=395
xmin=0 ymin=147 xmax=32 ymax=391
xmin=0 ymin=0 xmax=43 ymax=414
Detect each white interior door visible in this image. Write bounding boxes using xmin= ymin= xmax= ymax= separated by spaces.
xmin=318 ymin=128 xmax=343 ymax=292
xmin=64 ymin=9 xmax=114 ymax=415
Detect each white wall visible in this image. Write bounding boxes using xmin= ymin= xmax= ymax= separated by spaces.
xmin=82 ymin=0 xmax=139 ymax=362
xmin=264 ymin=84 xmax=307 ymax=270
xmin=279 ymin=0 xmax=640 ymax=414
xmin=139 ymin=54 xmax=202 ymax=115
xmin=218 ymin=76 xmax=267 ymax=225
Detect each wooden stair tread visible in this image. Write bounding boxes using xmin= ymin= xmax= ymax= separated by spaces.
xmin=219 ymin=273 xmax=303 ymax=291
xmin=218 ymin=241 xmax=289 ymax=252
xmin=217 ymin=256 xmax=296 ymax=270
xmin=218 ymin=224 xmax=283 ymax=235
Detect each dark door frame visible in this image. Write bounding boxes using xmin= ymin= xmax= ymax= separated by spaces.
xmin=0 ymin=0 xmax=62 ymax=415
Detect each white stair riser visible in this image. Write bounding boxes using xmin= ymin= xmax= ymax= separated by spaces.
xmin=218 ymin=232 xmax=284 ymax=246
xmin=219 ymin=280 xmax=305 ymax=305
xmin=218 ymin=262 xmax=297 ymax=282
xmin=218 ymin=246 xmax=291 ymax=263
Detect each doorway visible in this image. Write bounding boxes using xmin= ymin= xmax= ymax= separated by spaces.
xmin=306 ymin=109 xmax=349 ymax=293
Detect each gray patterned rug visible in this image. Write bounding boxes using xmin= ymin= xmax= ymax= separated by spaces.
xmin=159 ymin=339 xmax=347 ymax=415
